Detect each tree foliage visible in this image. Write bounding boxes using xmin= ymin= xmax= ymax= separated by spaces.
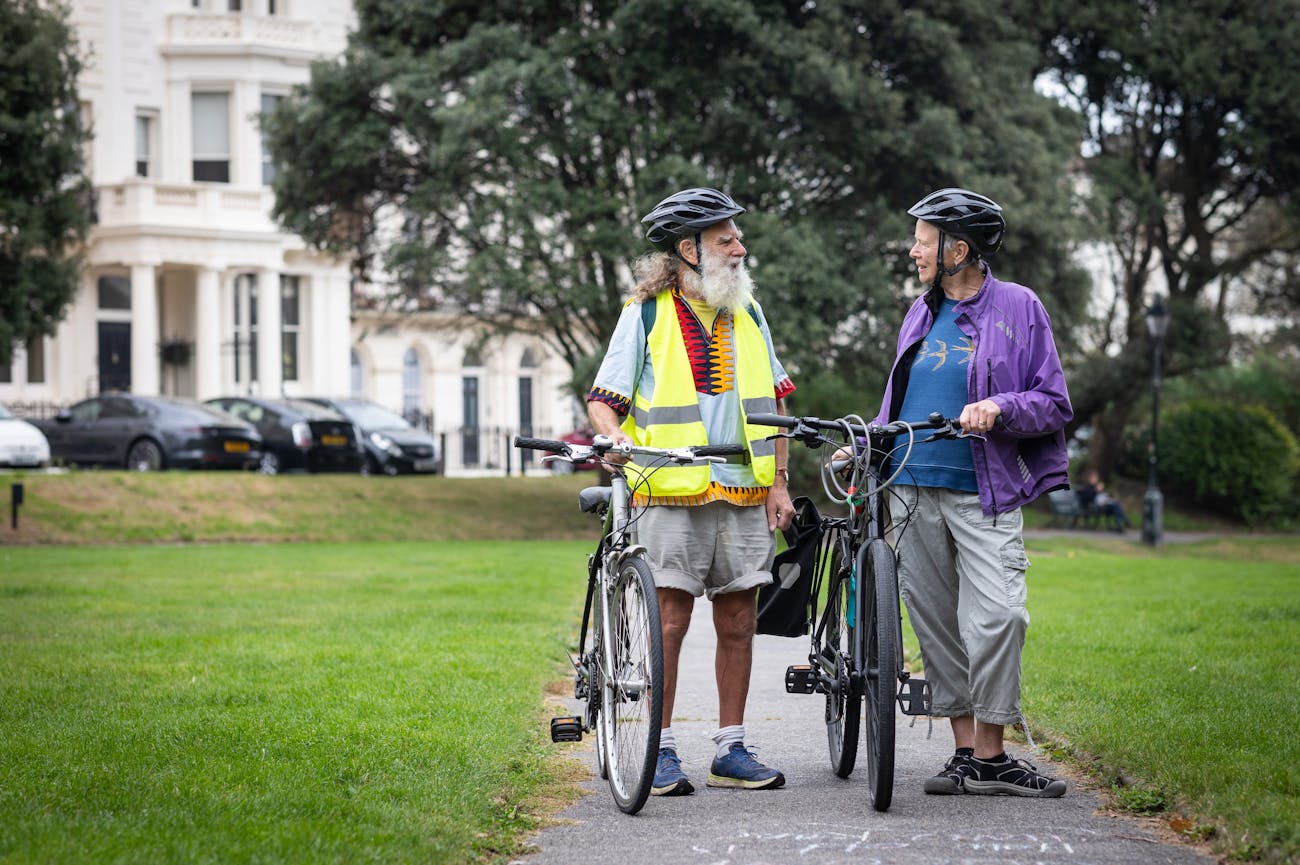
xmin=1031 ymin=0 xmax=1300 ymax=470
xmin=0 ymin=0 xmax=89 ymax=368
xmin=267 ymin=0 xmax=1085 ymax=414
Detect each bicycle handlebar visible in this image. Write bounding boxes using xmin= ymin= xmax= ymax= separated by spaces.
xmin=749 ymin=410 xmax=962 ymax=444
xmin=512 ymin=435 xmax=746 ymax=465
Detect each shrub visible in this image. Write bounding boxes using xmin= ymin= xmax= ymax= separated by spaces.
xmin=1158 ymin=401 xmax=1299 ymax=525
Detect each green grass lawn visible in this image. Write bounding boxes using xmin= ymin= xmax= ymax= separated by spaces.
xmin=1020 ymin=535 xmax=1299 ymax=863
xmin=2 ymin=473 xmax=1296 ymax=863
xmin=0 ymin=541 xmax=588 ymax=865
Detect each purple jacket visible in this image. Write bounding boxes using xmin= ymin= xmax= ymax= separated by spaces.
xmin=874 ymin=269 xmax=1073 ymax=516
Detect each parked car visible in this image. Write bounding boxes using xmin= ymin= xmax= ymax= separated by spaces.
xmin=301 ymin=397 xmax=441 ymax=476
xmin=0 ymin=403 xmax=51 ymax=469
xmin=547 ymin=428 xmax=600 ymax=474
xmin=33 ymin=394 xmax=261 ymax=471
xmin=205 ymin=396 xmax=365 ymax=475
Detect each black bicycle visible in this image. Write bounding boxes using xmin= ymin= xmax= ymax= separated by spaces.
xmin=749 ymin=410 xmax=977 ymax=811
xmin=513 ymin=433 xmax=745 ymax=814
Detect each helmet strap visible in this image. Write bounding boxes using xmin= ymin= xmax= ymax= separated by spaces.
xmin=932 ymin=230 xmax=978 ymax=290
xmin=674 ymin=233 xmax=704 ymax=276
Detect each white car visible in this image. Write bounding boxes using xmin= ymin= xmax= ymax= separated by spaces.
xmin=0 ymin=403 xmax=51 ymax=468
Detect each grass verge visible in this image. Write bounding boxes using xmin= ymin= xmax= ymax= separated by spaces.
xmin=0 ymin=541 xmax=588 ymax=864
xmin=1020 ymin=535 xmax=1299 ymax=863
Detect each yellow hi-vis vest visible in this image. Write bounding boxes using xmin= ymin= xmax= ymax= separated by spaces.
xmin=620 ymin=291 xmax=778 ymax=497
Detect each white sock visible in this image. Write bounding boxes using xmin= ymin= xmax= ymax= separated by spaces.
xmin=711 ymin=725 xmax=745 ymax=759
xmin=660 ymin=727 xmax=677 ymax=753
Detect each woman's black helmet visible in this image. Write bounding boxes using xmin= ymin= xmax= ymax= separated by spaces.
xmin=907 ymin=187 xmax=1006 ymax=257
xmin=641 ymin=187 xmax=745 ymax=251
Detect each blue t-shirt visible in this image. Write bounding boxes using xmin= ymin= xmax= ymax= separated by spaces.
xmin=896 ymin=298 xmax=977 ymax=491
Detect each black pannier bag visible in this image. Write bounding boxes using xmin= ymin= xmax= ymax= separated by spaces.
xmin=756 ymin=496 xmax=822 ymax=637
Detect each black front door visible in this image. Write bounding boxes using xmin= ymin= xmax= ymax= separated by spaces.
xmin=98 ymin=322 xmax=131 ymax=392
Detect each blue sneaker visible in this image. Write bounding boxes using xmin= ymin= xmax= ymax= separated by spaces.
xmin=652 ymin=747 xmax=694 ymax=796
xmin=706 ymin=743 xmax=785 ymax=790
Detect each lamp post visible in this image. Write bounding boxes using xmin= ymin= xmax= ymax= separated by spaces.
xmin=1142 ymin=294 xmax=1170 ymax=546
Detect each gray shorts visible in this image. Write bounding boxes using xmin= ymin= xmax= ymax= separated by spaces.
xmin=634 ymin=502 xmax=775 ymax=600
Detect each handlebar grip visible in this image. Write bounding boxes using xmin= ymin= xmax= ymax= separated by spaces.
xmin=747 ymin=412 xmax=797 ymax=429
xmin=513 ymin=436 xmax=569 ymax=453
xmin=692 ymin=444 xmax=747 ymax=457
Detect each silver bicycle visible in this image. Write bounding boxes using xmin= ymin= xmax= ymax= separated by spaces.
xmin=513 ymin=433 xmax=744 ymax=814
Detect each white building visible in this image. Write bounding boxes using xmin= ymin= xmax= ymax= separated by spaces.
xmin=0 ymin=0 xmax=584 ymax=473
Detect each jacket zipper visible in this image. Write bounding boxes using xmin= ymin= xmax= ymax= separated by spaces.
xmin=985 ymin=357 xmax=999 ymax=523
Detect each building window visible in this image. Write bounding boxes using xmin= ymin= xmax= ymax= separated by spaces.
xmin=232 ymin=273 xmax=258 ymax=385
xmin=26 ymin=336 xmax=45 ymax=384
xmin=260 ymin=93 xmax=283 ymax=186
xmin=268 ymin=0 xmax=279 ymax=14
xmin=135 ymin=113 xmax=156 ymax=178
xmin=228 ymin=0 xmax=242 ymax=10
xmin=402 ymin=348 xmax=421 ymax=424
xmin=462 ymin=376 xmax=480 ymax=466
xmin=280 ymin=275 xmax=299 ymax=382
xmin=350 ymin=350 xmax=362 ymax=397
xmin=0 ymin=359 xmax=10 ymax=383
xmin=97 ymin=275 xmax=131 ymax=310
xmin=192 ymin=92 xmax=230 ymax=183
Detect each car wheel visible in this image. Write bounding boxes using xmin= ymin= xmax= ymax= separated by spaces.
xmin=126 ymin=439 xmax=164 ymax=472
xmin=258 ymin=452 xmax=281 ymax=475
xmin=382 ymin=461 xmax=400 ymax=477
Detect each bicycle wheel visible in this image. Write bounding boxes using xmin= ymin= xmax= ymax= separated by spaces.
xmin=597 ymin=555 xmax=664 ymax=814
xmin=823 ymin=543 xmax=860 ymax=777
xmin=861 ymin=538 xmax=898 ymax=811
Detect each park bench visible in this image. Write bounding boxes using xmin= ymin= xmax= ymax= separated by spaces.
xmin=1046 ymin=488 xmax=1105 ymax=529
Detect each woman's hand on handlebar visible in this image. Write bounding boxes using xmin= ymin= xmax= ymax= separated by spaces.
xmin=959 ymin=399 xmax=1002 ymax=435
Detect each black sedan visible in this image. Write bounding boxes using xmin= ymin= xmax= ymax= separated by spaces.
xmin=35 ymin=394 xmax=261 ymax=471
xmin=206 ymin=396 xmax=365 ymax=475
xmin=302 ymin=397 xmax=441 ymax=476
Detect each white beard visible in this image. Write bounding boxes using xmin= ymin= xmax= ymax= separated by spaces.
xmin=693 ymin=254 xmax=755 ymax=312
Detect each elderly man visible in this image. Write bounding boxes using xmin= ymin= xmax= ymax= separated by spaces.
xmin=586 ymin=187 xmax=795 ymax=795
xmin=877 ymin=188 xmax=1073 ymax=798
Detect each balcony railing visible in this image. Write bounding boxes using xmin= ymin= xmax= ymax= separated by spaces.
xmin=94 ymin=180 xmax=277 ymax=234
xmin=165 ymin=13 xmax=316 ymax=51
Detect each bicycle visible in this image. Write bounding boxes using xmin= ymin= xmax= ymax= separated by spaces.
xmin=748 ymin=410 xmax=978 ymax=811
xmin=512 ymin=433 xmax=745 ymax=814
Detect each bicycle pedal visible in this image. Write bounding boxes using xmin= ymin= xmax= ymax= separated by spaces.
xmin=896 ymin=677 xmax=932 ymax=715
xmin=550 ymin=716 xmax=583 ymax=743
xmin=785 ymin=664 xmax=818 ymax=694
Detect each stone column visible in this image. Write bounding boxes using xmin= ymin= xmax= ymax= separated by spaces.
xmin=129 ymin=264 xmax=160 ymax=395
xmin=256 ymin=268 xmax=282 ymax=396
xmin=195 ymin=267 xmax=222 ymax=399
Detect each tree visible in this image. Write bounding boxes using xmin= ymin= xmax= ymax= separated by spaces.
xmin=267 ymin=0 xmax=1086 ymax=415
xmin=0 ymin=0 xmax=90 ymax=368
xmin=1032 ymin=0 xmax=1300 ymax=472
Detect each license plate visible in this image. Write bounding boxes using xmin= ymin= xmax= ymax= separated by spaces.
xmin=412 ymin=458 xmax=437 ymax=472
xmin=224 ymin=440 xmax=250 ymax=453
xmin=320 ymin=435 xmax=348 ymax=447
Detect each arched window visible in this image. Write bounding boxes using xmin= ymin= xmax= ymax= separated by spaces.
xmin=350 ymin=349 xmax=363 ymax=397
xmin=402 ymin=347 xmax=422 ymax=424
xmin=520 ymin=347 xmax=539 ymax=368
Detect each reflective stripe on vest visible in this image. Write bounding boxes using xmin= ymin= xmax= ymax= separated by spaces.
xmin=624 ymin=291 xmax=777 ymax=497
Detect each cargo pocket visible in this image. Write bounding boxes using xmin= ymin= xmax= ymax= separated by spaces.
xmin=999 ymin=540 xmax=1030 ymax=608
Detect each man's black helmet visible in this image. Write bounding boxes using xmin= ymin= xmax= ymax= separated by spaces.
xmin=641 ymin=187 xmax=745 ymax=251
xmin=907 ymin=187 xmax=1006 ymax=257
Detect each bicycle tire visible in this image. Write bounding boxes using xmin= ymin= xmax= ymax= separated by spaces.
xmin=861 ymin=538 xmax=898 ymax=812
xmin=598 ymin=555 xmax=664 ymax=814
xmin=823 ymin=543 xmax=860 ymax=777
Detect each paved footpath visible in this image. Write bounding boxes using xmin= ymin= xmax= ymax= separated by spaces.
xmin=515 ymin=598 xmax=1215 ymax=865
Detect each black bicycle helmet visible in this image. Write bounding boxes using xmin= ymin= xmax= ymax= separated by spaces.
xmin=641 ymin=187 xmax=745 ymax=252
xmin=907 ymin=187 xmax=1006 ymax=257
